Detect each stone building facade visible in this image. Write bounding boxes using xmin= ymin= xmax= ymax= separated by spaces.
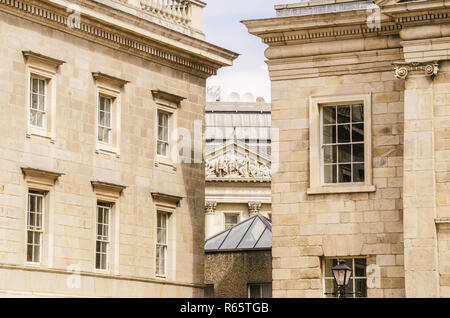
xmin=204 ymin=100 xmax=271 ymax=238
xmin=244 ymin=0 xmax=450 ymax=298
xmin=0 ymin=0 xmax=236 ymax=297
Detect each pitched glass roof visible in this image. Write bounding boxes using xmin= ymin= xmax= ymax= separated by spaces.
xmin=204 ymin=214 xmax=272 ymax=251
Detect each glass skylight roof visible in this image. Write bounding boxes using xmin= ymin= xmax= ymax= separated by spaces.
xmin=204 ymin=214 xmax=272 ymax=251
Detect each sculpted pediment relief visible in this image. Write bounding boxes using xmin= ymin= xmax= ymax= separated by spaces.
xmin=205 ymin=140 xmax=271 ymax=180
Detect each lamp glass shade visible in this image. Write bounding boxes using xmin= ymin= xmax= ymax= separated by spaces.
xmin=332 ymin=260 xmax=352 ymax=287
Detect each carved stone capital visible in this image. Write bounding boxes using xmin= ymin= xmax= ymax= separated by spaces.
xmin=393 ymin=61 xmax=439 ymax=80
xmin=248 ymin=201 xmax=262 ymax=216
xmin=205 ymin=201 xmax=217 ymax=215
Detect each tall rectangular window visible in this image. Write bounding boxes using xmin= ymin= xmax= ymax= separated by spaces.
xmin=157 ymin=111 xmax=169 ymax=157
xmin=98 ymin=96 xmax=112 ymax=144
xmin=96 ymin=202 xmax=111 ymax=271
xmin=322 ymin=104 xmax=365 ymax=184
xmin=156 ymin=212 xmax=168 ymax=276
xmin=29 ymin=77 xmax=46 ymax=128
xmin=27 ymin=191 xmax=44 ymax=263
xmin=323 ymin=258 xmax=367 ymax=298
xmin=224 ymin=214 xmax=239 ymax=230
xmin=248 ymin=283 xmax=272 ymax=298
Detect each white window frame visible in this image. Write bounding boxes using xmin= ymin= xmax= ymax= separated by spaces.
xmin=95 ymin=88 xmax=121 ymax=156
xmin=224 ymin=213 xmax=239 ymax=230
xmin=97 ymin=95 xmax=113 ymax=145
xmin=25 ymin=65 xmax=57 ymax=141
xmin=155 ymin=105 xmax=177 ymax=170
xmin=157 ymin=110 xmax=170 ymax=158
xmin=248 ymin=283 xmax=272 ymax=298
xmin=95 ymin=202 xmax=111 ymax=272
xmin=156 ymin=211 xmax=169 ymax=278
xmin=308 ymin=94 xmax=375 ymax=195
xmin=29 ymin=76 xmax=47 ymax=129
xmin=322 ymin=257 xmax=367 ymax=298
xmin=26 ymin=190 xmax=45 ymax=265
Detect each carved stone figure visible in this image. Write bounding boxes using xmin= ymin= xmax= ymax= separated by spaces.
xmin=205 ymin=153 xmax=271 ymax=178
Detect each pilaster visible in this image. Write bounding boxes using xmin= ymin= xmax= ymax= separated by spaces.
xmin=399 ymin=62 xmax=440 ymax=297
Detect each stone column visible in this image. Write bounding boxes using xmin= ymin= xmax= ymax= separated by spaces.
xmin=394 ymin=61 xmax=440 ymax=297
xmin=205 ymin=201 xmax=217 ymax=238
xmin=248 ymin=201 xmax=262 ymax=217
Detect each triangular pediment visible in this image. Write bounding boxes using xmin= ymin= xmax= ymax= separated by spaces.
xmin=205 ymin=140 xmax=271 ymax=180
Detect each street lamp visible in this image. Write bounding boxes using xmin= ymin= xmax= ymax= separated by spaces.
xmin=332 ymin=260 xmax=352 ymax=298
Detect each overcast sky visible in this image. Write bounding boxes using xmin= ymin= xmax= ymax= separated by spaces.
xmin=203 ymin=0 xmax=300 ymax=102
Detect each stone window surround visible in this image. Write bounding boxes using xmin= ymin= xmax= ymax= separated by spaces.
xmin=91 ymin=180 xmax=127 ymax=276
xmin=308 ymin=94 xmax=375 ymax=195
xmin=152 ymin=90 xmax=186 ymax=172
xmin=92 ymin=72 xmax=129 ymax=158
xmin=151 ymin=192 xmax=182 ymax=281
xmin=23 ymin=51 xmax=65 ymax=142
xmin=21 ymin=167 xmax=64 ymax=269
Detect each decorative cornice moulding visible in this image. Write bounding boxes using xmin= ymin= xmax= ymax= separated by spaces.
xmin=0 ymin=0 xmax=235 ymax=78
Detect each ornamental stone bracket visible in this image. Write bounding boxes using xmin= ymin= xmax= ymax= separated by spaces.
xmin=248 ymin=201 xmax=262 ymax=216
xmin=393 ymin=61 xmax=439 ymax=80
xmin=205 ymin=201 xmax=217 ymax=215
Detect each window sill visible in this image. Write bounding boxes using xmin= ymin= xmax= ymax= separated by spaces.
xmin=96 ymin=143 xmax=120 ymax=158
xmin=27 ymin=128 xmax=54 ymax=143
xmin=307 ymin=185 xmax=376 ymax=195
xmin=155 ymin=156 xmax=177 ymax=172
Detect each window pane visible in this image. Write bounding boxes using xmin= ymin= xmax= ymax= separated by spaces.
xmin=31 ymin=94 xmax=38 ymax=109
xmin=338 ymin=164 xmax=352 ymax=183
xmin=355 ymin=279 xmax=367 ymax=298
xmin=352 ymin=104 xmax=364 ymax=122
xmin=205 ymin=230 xmax=229 ymax=250
xmin=254 ymin=228 xmax=272 ymax=248
xmin=324 ymin=165 xmax=337 ymax=183
xmin=352 ymin=144 xmax=364 ymax=163
xmin=99 ymin=111 xmax=105 ymax=126
xmin=323 ymin=126 xmax=336 ymax=145
xmin=220 ymin=218 xmax=254 ymax=249
xmin=338 ymin=124 xmax=350 ymax=143
xmin=33 ymin=240 xmax=40 ymax=262
xmin=27 ymin=244 xmax=33 ymax=262
xmin=338 ymin=144 xmax=351 ymax=163
xmin=323 ymin=145 xmax=337 ymax=164
xmin=38 ymin=79 xmax=45 ymax=95
xmin=249 ymin=285 xmax=261 ymax=298
xmin=238 ymin=218 xmax=266 ymax=249
xmin=352 ymin=124 xmax=364 ymax=142
xmin=204 ymin=285 xmax=214 ymax=298
xmin=32 ymin=78 xmax=39 ymax=93
xmin=323 ymin=106 xmax=336 ymax=124
xmin=355 ymin=258 xmax=366 ymax=277
xmin=353 ymin=164 xmax=365 ymax=182
xmin=261 ymin=284 xmax=272 ymax=298
xmin=38 ymin=95 xmax=45 ymax=111
xmin=337 ymin=106 xmax=350 ymax=123
xmin=324 ymin=279 xmax=337 ymax=297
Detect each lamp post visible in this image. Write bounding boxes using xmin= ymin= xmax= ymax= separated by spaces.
xmin=332 ymin=259 xmax=352 ymax=298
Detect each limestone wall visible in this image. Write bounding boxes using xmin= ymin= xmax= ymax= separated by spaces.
xmin=271 ymin=66 xmax=406 ymax=297
xmin=0 ymin=10 xmax=206 ymax=297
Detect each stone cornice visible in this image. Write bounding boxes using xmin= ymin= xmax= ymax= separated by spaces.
xmin=243 ymin=0 xmax=450 ymax=46
xmin=0 ymin=0 xmax=237 ymax=78
xmin=22 ymin=51 xmax=66 ymax=69
xmin=21 ymin=167 xmax=65 ymax=183
xmin=151 ymin=89 xmax=186 ymax=107
xmin=92 ymin=72 xmax=130 ymax=88
xmin=393 ymin=60 xmax=440 ymax=79
xmin=91 ymin=180 xmax=127 ymax=195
